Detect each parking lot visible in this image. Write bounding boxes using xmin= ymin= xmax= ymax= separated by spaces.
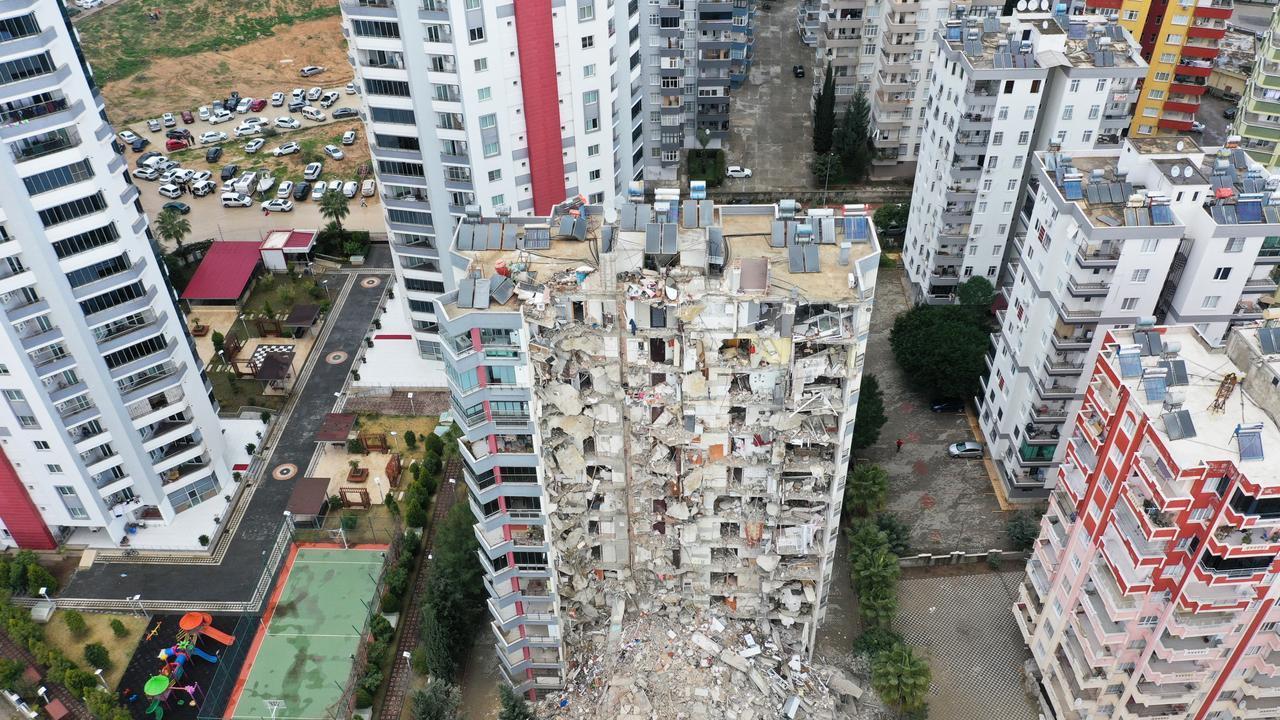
xmin=1195 ymin=92 xmax=1241 ymax=149
xmin=861 ymin=267 xmax=1013 ymax=554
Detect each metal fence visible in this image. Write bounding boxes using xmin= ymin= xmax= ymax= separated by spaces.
xmin=196 ymin=613 xmax=264 ymax=720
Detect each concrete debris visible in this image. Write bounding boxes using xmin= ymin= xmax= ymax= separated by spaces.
xmin=537 ymin=612 xmax=878 ymax=720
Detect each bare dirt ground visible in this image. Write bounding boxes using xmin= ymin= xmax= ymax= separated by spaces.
xmin=163 ymin=119 xmax=371 ymax=185
xmin=97 ymin=16 xmax=351 ymax=123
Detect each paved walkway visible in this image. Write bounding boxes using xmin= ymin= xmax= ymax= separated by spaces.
xmin=860 ymin=266 xmax=1011 ymax=553
xmin=897 ymin=571 xmax=1038 ymax=720
xmin=64 ymin=273 xmax=388 ymax=602
xmin=378 ymin=458 xmax=460 ymax=720
xmin=0 ymin=632 xmax=89 ymax=720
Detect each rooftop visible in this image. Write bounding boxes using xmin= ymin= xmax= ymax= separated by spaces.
xmin=1196 ymin=146 xmax=1280 ymax=225
xmin=944 ymin=12 xmax=1139 ymax=70
xmin=1042 ymin=153 xmax=1182 ymax=229
xmin=440 ymin=200 xmax=880 ymax=318
xmin=180 ymin=241 xmax=262 ymax=301
xmin=1104 ymin=326 xmax=1280 ymax=484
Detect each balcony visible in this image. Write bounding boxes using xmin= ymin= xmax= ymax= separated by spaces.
xmin=491 ymin=622 xmax=559 ymax=654
xmin=11 ymin=127 xmax=79 ymax=163
xmin=161 ymin=456 xmax=211 ymax=487
xmin=1075 ymin=245 xmax=1121 ymax=267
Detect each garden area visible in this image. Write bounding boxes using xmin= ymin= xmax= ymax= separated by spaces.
xmin=0 ymin=553 xmax=134 ymax=720
xmin=687 ymin=148 xmax=726 ymax=187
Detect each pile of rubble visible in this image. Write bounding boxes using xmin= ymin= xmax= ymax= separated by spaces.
xmin=536 ymin=611 xmax=881 ymax=719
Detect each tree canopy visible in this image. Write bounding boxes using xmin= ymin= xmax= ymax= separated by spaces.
xmin=419 ymin=503 xmax=486 ymax=679
xmin=955 ymin=276 xmax=996 ymax=308
xmin=813 ymin=64 xmax=835 ymax=154
xmin=851 ymin=374 xmax=887 ymax=451
xmin=873 ymin=203 xmax=909 ymax=230
xmin=890 ymin=304 xmax=990 ymax=400
xmin=871 ymin=643 xmax=932 ymax=715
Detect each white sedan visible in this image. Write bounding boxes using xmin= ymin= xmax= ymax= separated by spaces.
xmin=198 ymin=131 xmax=228 ymax=144
xmin=270 ymin=92 xmax=285 ymax=106
xmin=274 ymin=116 xmax=301 ymax=129
xmin=234 ymin=124 xmax=262 ymax=138
xmin=726 ymin=165 xmax=753 ymax=179
xmin=119 ymin=130 xmax=139 ymax=144
xmin=277 ymin=180 xmax=294 ymax=199
xmin=323 ymin=144 xmax=345 ymax=160
xmin=262 ymin=199 xmax=294 ymax=213
xmin=244 ymin=138 xmax=265 ymax=154
xmin=272 ymin=142 xmax=300 ymax=157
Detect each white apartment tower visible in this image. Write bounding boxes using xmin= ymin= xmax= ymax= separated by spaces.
xmin=0 ymin=0 xmax=232 ymax=549
xmin=982 ymin=136 xmax=1280 ymax=501
xmin=433 ymin=197 xmax=880 ymax=696
xmin=902 ymin=12 xmax=1146 ymax=303
xmin=341 ymin=0 xmax=647 ymax=377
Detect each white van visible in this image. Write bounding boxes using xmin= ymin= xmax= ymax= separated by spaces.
xmin=221 ymin=193 xmax=252 ymax=208
xmin=301 ymin=106 xmax=326 ymax=122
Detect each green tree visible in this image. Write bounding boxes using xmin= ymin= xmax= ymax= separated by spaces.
xmin=418 ymin=503 xmax=485 ymax=679
xmin=871 ymin=643 xmax=932 ymax=715
xmin=1006 ymin=509 xmax=1043 ymax=551
xmin=853 ymin=626 xmax=904 ymax=658
xmin=411 ymin=678 xmax=461 ymax=720
xmin=873 ymin=203 xmax=909 ymax=230
xmin=852 ymin=546 xmax=901 ymax=592
xmin=155 ymin=207 xmax=191 ymax=249
xmin=498 ymin=684 xmax=536 ymax=720
xmin=890 ymin=305 xmax=990 ymax=400
xmin=810 ymin=152 xmax=842 ymax=181
xmin=424 ymin=433 xmax=445 ymax=456
xmin=873 ymin=513 xmax=912 ymax=556
xmin=319 ymin=189 xmax=351 ymax=232
xmin=848 ymin=86 xmax=872 ymax=181
xmin=858 ymin=582 xmax=899 ymax=631
xmin=851 ymin=374 xmax=887 ymax=451
xmin=63 ymin=610 xmax=88 ymax=639
xmin=84 ymin=642 xmax=111 ymax=670
xmin=211 ymin=330 xmax=225 ymax=357
xmin=404 ymin=430 xmax=417 ymax=449
xmin=813 ymin=63 xmax=835 ymax=154
xmin=956 ymin=276 xmax=996 ymax=308
xmin=844 ymin=463 xmax=889 ymax=517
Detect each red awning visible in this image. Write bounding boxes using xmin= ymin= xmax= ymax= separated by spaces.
xmin=284 ymin=230 xmax=316 ymax=250
xmin=315 ymin=413 xmax=357 ymax=442
xmin=181 ymin=241 xmax=262 ymax=301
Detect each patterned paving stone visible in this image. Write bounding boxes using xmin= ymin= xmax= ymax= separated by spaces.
xmin=897 ymin=572 xmax=1039 ymax=720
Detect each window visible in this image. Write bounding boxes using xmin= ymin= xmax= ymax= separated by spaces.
xmin=581 ymin=35 xmax=595 ymax=48
xmin=474 ymin=57 xmax=488 ymax=72
xmin=1141 ymin=238 xmax=1159 ymax=253
xmin=987 ymin=266 xmax=997 ymax=276
xmin=365 ymin=78 xmax=410 ymax=97
xmin=39 ymin=192 xmax=107 ymax=228
xmin=33 ymin=441 xmax=49 ymax=451
xmin=992 ymin=132 xmax=1003 ymax=145
xmin=587 ymin=143 xmax=600 ymax=157
xmin=483 ymin=141 xmax=500 ymax=157
xmin=1121 ymin=297 xmax=1138 ymax=311
xmin=1213 ymin=267 xmax=1231 ymax=281
xmin=0 ymin=364 xmax=7 ymax=375
xmin=1132 ymin=269 xmax=1149 ymax=283
xmin=0 ymin=51 xmax=55 ymax=84
xmin=491 ymin=194 xmax=504 ymax=206
xmin=1069 ymin=79 xmax=1080 ymax=93
xmin=487 ymin=169 xmax=502 ymax=182
xmin=23 ymin=159 xmax=94 ymax=196
xmin=1159 ymin=52 xmax=1177 ymax=63
xmin=370 ymin=106 xmax=415 ymax=124
xmin=1154 ymin=72 xmax=1171 ymax=83
xmin=1024 ymin=105 xmax=1035 ymax=120
xmin=1096 ymin=79 xmax=1107 ymax=92
xmin=351 ymin=19 xmax=400 ymax=38
xmin=1017 ymin=131 xmax=1030 ymax=145
xmin=1226 ymin=238 xmax=1245 ymax=253
xmin=1061 ymin=105 xmax=1073 ymax=120
xmin=1088 ymin=105 xmax=1100 ymax=120
xmin=1148 ymin=89 xmax=1165 ymax=100
xmin=1202 ymin=295 xmax=1221 ymax=309
xmin=478 ymin=86 xmax=492 ymax=101
xmin=464 ymin=0 xmax=480 ymax=8
xmin=2 ymin=389 xmax=24 ymax=401
xmin=1082 ymin=130 xmax=1092 ymax=143
xmin=583 ymin=63 xmax=596 ymax=77
xmin=468 ymin=26 xmax=486 ymax=42
xmin=478 ymin=113 xmax=497 ymax=130
xmin=578 ymin=1 xmax=594 ymax=21
xmin=1138 ymin=616 xmax=1158 ymax=627
xmin=588 ymin=169 xmax=601 ymax=181
xmin=46 ymin=464 xmax=62 ymax=473
xmin=1165 ymin=34 xmax=1182 ymax=44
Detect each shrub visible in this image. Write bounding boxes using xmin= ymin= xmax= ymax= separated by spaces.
xmin=63 ymin=610 xmax=89 ymax=639
xmin=110 ymin=619 xmax=129 ymax=638
xmin=404 ymin=430 xmax=417 ymax=449
xmin=370 ymin=614 xmax=394 ymax=643
xmin=84 ymin=642 xmax=111 ymax=670
xmin=687 ymin=148 xmax=726 ymax=186
xmin=245 ymin=442 xmax=256 ymax=455
xmin=260 ymin=411 xmax=271 ymax=424
xmin=0 ymin=658 xmax=24 ymax=688
xmin=380 ymin=590 xmax=402 ymax=614
xmin=198 ymin=534 xmax=211 ymax=547
xmin=405 ymin=505 xmax=428 ymax=529
xmin=347 ymin=438 xmax=366 ymax=454
xmin=353 ymin=687 xmax=374 ymax=709
xmin=385 ymin=567 xmax=409 ymax=599
xmin=63 ymin=667 xmax=98 ymax=696
xmin=423 ymin=451 xmax=441 ymax=479
xmin=1006 ymin=510 xmax=1043 ymax=551
xmin=853 ymin=627 xmax=905 ymax=657
xmin=410 ymin=646 xmax=430 ymax=675
xmin=423 ymin=433 xmax=444 ymax=456
xmin=402 ymin=530 xmax=422 ymax=557
xmin=341 ymin=513 xmax=359 ymax=531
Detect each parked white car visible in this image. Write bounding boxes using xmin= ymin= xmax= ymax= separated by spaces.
xmin=118 ymin=130 xmax=139 ymax=144
xmin=726 ymin=165 xmax=752 ymax=179
xmin=323 ymin=144 xmax=345 ymax=160
xmin=272 ymin=142 xmax=300 ymax=157
xmin=208 ymin=110 xmax=234 ymax=125
xmin=270 ymin=92 xmax=285 ymax=106
xmin=277 ymin=180 xmax=294 ymax=199
xmin=274 ymin=116 xmax=301 ymax=129
xmin=361 ymin=179 xmax=375 ymax=197
xmin=199 ymin=131 xmax=228 ymax=144
xmin=310 ymin=180 xmax=328 ymax=201
xmin=233 ymin=124 xmax=262 ymax=138
xmin=306 ymin=87 xmax=323 ymax=101
xmin=341 ymin=130 xmax=357 ymax=146
xmin=197 ymin=106 xmax=210 ymax=121
xmin=157 ymin=183 xmax=183 ymax=199
xmin=303 ymin=162 xmax=323 ymax=180
xmin=244 ymin=138 xmax=265 ymax=154
xmin=221 ymin=192 xmax=253 ymax=208
xmin=342 ymin=181 xmax=358 ymax=198
xmin=262 ymin=199 xmax=294 ymax=213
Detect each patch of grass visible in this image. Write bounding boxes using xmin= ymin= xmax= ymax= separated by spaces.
xmin=78 ymin=0 xmax=343 ymax=83
xmin=242 ymin=272 xmax=331 ymax=318
xmin=43 ymin=611 xmax=145 ymax=691
xmin=209 ymin=369 xmax=286 ymax=413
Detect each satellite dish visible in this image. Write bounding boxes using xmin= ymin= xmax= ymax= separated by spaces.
xmin=1176 ymin=141 xmax=1185 ymax=151
xmin=1171 ymin=166 xmax=1182 ymax=178
xmin=1040 ymin=0 xmax=1050 ymax=10
xmin=1017 ymin=0 xmax=1028 ymax=9
xmin=1042 ymin=20 xmax=1050 ymax=29
xmin=1186 ymin=165 xmax=1196 ymax=177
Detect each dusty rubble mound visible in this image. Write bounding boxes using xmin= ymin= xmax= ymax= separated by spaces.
xmin=536 ymin=612 xmax=879 ymax=719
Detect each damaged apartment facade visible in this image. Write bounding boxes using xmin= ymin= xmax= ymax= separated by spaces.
xmin=432 ymin=197 xmax=880 ymax=697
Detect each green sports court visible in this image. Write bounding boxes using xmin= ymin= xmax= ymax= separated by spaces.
xmin=226 ymin=546 xmax=385 ymax=720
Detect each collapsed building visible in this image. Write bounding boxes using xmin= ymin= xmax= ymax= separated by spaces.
xmin=432 ymin=196 xmax=881 ymax=699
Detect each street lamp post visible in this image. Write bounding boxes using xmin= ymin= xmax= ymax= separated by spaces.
xmin=406 ymin=392 xmax=414 ymax=415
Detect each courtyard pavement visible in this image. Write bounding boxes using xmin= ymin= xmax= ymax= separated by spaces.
xmin=860 ymin=266 xmax=1013 ymax=554
xmin=64 ymin=272 xmax=387 ymax=602
xmin=723 ymin=0 xmax=819 ymax=191
xmin=897 ymin=571 xmax=1038 ymax=720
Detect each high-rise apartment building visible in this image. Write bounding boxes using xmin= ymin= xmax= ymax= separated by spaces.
xmin=901 ymin=11 xmax=1145 ymax=303
xmin=432 ymin=197 xmax=880 ymax=697
xmin=981 ymin=136 xmax=1280 ymax=501
xmin=0 ymin=0 xmax=232 ymax=549
xmin=1015 ymin=323 xmax=1280 ymax=720
xmin=341 ymin=0 xmax=756 ymax=380
xmin=1127 ymin=0 xmax=1233 ymax=138
xmin=1233 ymin=8 xmax=1280 ymax=169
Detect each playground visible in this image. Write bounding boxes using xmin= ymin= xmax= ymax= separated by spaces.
xmin=225 ymin=546 xmax=385 ymax=720
xmin=118 ymin=612 xmax=245 ymax=720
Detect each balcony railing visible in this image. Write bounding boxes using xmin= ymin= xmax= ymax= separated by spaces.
xmin=11 ymin=128 xmax=79 ymax=163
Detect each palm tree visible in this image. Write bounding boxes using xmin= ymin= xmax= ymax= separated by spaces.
xmin=154 ymin=208 xmax=190 ymax=249
xmin=852 ymin=546 xmax=901 ymax=592
xmin=871 ymin=643 xmax=932 ymax=715
xmin=858 ymin=582 xmax=899 ymax=631
xmin=319 ymin=189 xmax=350 ymax=232
xmin=844 ymin=463 xmax=889 ymax=517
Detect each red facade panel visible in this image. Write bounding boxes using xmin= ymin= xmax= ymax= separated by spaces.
xmin=513 ymin=0 xmax=567 ymax=216
xmin=0 ymin=448 xmax=56 ymax=550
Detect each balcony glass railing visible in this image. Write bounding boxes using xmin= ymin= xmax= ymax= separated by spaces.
xmin=12 ymin=128 xmax=78 ymax=162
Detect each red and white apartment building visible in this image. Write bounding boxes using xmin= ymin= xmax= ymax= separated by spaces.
xmin=1016 ymin=322 xmax=1280 ymax=720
